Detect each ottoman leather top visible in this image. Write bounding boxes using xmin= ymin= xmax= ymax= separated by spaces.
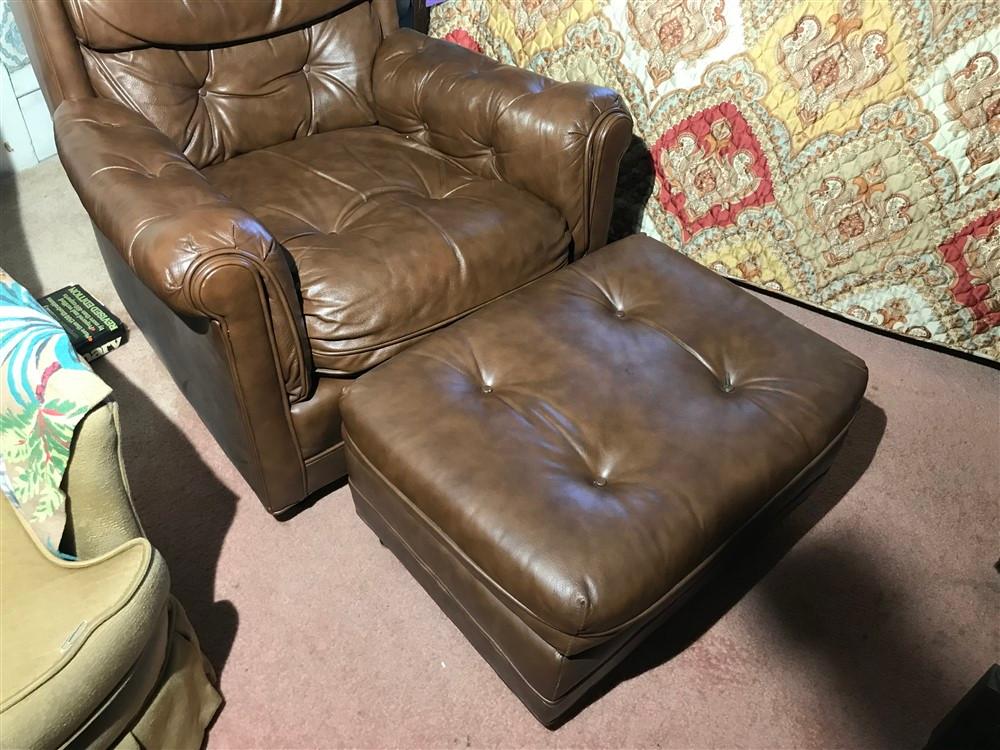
xmin=341 ymin=234 xmax=867 ymax=651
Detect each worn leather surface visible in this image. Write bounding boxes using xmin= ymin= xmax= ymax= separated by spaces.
xmin=21 ymin=0 xmax=632 ymax=513
xmin=97 ymin=231 xmax=312 ymax=513
xmin=81 ymin=2 xmax=382 ymax=168
xmin=341 ymin=234 xmax=868 ymax=643
xmin=54 ymin=97 xmax=313 ymax=402
xmin=205 ymin=126 xmax=571 ymax=375
xmin=375 ymin=29 xmax=632 ymax=258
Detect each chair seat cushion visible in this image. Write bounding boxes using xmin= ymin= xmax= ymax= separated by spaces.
xmin=341 ymin=234 xmax=869 ymax=651
xmin=0 ymin=501 xmax=171 ymax=748
xmin=204 ymin=126 xmax=571 ymax=374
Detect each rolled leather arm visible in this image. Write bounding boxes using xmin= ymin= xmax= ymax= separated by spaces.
xmin=373 ymin=29 xmax=633 ymax=257
xmin=54 ymin=98 xmax=312 ymax=400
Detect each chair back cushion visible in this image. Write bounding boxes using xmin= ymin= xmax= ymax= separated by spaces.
xmin=67 ymin=0 xmax=393 ymax=167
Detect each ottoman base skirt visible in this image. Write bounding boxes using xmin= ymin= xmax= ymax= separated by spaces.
xmin=341 ymin=234 xmax=868 ymax=726
xmin=347 ymin=425 xmax=849 ymax=726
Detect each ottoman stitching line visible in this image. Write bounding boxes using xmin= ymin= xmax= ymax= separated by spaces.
xmin=345 ymin=409 xmax=858 ymax=642
xmin=344 ymin=434 xmax=577 ymax=642
xmin=351 ymin=480 xmax=564 ymax=707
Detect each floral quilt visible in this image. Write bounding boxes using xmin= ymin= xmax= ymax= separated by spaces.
xmin=430 ymin=0 xmax=999 ymax=361
xmin=0 ymin=270 xmax=111 ymax=552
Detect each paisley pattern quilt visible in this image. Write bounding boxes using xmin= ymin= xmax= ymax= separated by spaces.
xmin=430 ymin=0 xmax=999 ymax=361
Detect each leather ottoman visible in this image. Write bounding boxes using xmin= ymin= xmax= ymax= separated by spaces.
xmin=340 ymin=234 xmax=868 ymax=725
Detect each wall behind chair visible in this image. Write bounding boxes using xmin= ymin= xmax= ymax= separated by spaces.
xmin=428 ymin=0 xmax=1000 ymax=364
xmin=0 ymin=0 xmax=54 ymax=174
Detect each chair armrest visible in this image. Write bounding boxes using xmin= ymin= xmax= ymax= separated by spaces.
xmin=373 ymin=29 xmax=632 ymax=257
xmin=62 ymin=401 xmax=144 ymax=559
xmin=53 ymin=98 xmax=313 ymax=401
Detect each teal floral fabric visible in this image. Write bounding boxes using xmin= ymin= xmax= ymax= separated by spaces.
xmin=0 ymin=269 xmax=111 ymax=552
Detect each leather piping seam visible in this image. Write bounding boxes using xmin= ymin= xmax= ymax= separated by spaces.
xmin=553 ymin=463 xmax=834 ymax=700
xmin=344 ymin=413 xmax=857 ymax=646
xmin=358 ymin=460 xmax=830 ymax=706
xmin=346 ymin=429 xmax=560 ymax=641
xmin=303 ymin=439 xmax=345 ymax=466
xmin=176 ymin=242 xmax=310 ymax=400
xmin=583 ymin=109 xmax=631 ymax=256
xmin=217 ymin=262 xmax=309 ymax=502
xmin=188 ymin=258 xmax=308 ymax=507
xmin=579 ymin=106 xmax=629 ymax=257
xmin=207 ymin=311 xmax=272 ymax=502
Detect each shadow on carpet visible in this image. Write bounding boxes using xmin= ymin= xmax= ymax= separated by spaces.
xmin=2 ymin=158 xmax=239 ymax=678
xmin=93 ymin=362 xmax=240 ymax=680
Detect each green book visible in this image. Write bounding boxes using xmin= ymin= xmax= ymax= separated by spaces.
xmin=37 ymin=285 xmax=127 ymax=362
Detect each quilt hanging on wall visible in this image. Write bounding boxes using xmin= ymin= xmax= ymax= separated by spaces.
xmin=429 ymin=0 xmax=999 ymax=361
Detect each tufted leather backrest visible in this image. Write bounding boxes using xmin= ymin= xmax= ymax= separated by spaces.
xmin=64 ymin=0 xmax=358 ymax=50
xmin=63 ymin=0 xmax=397 ymax=167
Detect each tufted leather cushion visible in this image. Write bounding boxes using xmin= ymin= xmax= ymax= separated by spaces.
xmin=79 ymin=2 xmax=381 ymax=168
xmin=341 ymin=234 xmax=868 ymax=650
xmin=23 ymin=0 xmax=630 ymax=514
xmin=204 ymin=126 xmax=572 ymax=375
xmin=374 ymin=29 xmax=632 ymax=257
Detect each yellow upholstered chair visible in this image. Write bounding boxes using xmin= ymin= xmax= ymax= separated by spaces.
xmin=1 ymin=401 xmax=222 ymax=749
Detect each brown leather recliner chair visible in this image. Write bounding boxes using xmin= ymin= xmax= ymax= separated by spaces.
xmin=13 ymin=0 xmax=633 ymax=515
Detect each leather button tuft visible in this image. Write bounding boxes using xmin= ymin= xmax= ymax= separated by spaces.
xmin=197 ymin=88 xmax=207 ymax=98
xmin=592 ymin=477 xmax=607 ymax=488
xmin=303 ymin=64 xmax=311 ymax=73
xmin=721 ymin=381 xmax=735 ymax=393
xmin=481 ymin=385 xmax=493 ymax=394
xmin=615 ymin=309 xmax=626 ymax=319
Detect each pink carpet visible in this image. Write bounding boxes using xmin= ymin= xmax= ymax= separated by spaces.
xmin=3 ymin=159 xmax=998 ymax=749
